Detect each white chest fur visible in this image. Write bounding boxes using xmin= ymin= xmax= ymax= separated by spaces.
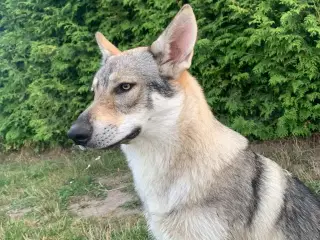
xmin=121 ymin=142 xmax=230 ymax=240
xmin=121 ymin=137 xmax=176 ymax=214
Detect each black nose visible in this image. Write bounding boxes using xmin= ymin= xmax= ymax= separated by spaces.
xmin=67 ymin=122 xmax=93 ymax=145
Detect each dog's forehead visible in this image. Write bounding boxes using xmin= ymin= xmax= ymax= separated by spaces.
xmin=111 ymin=49 xmax=158 ymax=76
xmin=95 ymin=49 xmax=158 ymax=84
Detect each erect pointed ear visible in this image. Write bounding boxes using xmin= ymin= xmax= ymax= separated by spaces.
xmin=95 ymin=32 xmax=121 ymax=62
xmin=150 ymin=4 xmax=197 ymax=78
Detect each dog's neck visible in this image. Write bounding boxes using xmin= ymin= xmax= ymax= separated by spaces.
xmin=175 ymin=71 xmax=248 ymax=169
xmin=121 ymin=71 xmax=248 ymax=212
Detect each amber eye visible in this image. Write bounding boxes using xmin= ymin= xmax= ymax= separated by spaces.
xmin=121 ymin=83 xmax=131 ymax=91
xmin=115 ymin=83 xmax=135 ymax=94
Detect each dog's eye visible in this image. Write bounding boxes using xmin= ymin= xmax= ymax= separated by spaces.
xmin=121 ymin=83 xmax=131 ymax=91
xmin=115 ymin=83 xmax=135 ymax=94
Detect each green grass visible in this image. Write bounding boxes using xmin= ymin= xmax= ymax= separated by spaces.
xmin=0 ymin=138 xmax=319 ymax=240
xmin=0 ymin=149 xmax=150 ymax=240
xmin=0 ymin=216 xmax=149 ymax=240
xmin=306 ymin=181 xmax=320 ymax=196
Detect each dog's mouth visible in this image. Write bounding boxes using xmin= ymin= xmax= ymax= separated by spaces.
xmin=77 ymin=127 xmax=141 ymax=151
xmin=105 ymin=127 xmax=141 ymax=149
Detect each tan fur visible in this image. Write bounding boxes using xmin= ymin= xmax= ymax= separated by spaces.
xmin=176 ymin=70 xmax=213 ymax=124
xmin=90 ymin=101 xmax=124 ymax=126
xmin=95 ymin=32 xmax=122 ymax=55
xmin=176 ymin=70 xmax=248 ymax=170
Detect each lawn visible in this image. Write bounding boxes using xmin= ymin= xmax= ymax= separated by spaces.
xmin=0 ymin=136 xmax=319 ymax=240
xmin=0 ymin=148 xmax=148 ymax=240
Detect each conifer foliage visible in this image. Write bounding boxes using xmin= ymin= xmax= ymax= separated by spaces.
xmin=0 ymin=0 xmax=319 ymax=150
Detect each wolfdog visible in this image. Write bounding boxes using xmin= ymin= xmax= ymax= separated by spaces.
xmin=68 ymin=4 xmax=320 ymax=240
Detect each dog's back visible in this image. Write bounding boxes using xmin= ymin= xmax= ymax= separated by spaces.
xmin=276 ymin=176 xmax=320 ymax=239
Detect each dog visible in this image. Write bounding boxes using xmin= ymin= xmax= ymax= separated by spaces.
xmin=67 ymin=4 xmax=320 ymax=239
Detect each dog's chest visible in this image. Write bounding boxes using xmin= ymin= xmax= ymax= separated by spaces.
xmin=121 ymin=144 xmax=233 ymax=240
xmin=121 ymin=143 xmax=174 ymax=213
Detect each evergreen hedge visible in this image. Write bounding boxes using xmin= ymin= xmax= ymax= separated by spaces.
xmin=0 ymin=0 xmax=319 ymax=151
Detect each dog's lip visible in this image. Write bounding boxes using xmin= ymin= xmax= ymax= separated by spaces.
xmin=78 ymin=127 xmax=141 ymax=150
xmin=124 ymin=127 xmax=141 ymax=141
xmin=103 ymin=127 xmax=141 ymax=149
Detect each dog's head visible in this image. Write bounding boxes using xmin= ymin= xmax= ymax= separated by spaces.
xmin=67 ymin=4 xmax=198 ymax=149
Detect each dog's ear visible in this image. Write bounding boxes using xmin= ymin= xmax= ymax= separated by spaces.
xmin=150 ymin=4 xmax=197 ymax=78
xmin=95 ymin=32 xmax=121 ymax=62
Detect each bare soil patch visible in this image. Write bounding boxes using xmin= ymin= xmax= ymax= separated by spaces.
xmin=7 ymin=207 xmax=32 ymax=220
xmin=69 ymin=174 xmax=141 ymax=218
xmin=69 ymin=189 xmax=141 ymax=218
xmin=97 ymin=173 xmax=132 ymax=190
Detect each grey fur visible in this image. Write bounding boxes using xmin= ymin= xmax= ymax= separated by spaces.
xmin=93 ymin=49 xmax=176 ymax=105
xmin=276 ymin=177 xmax=320 ymax=239
xmin=140 ymin=147 xmax=320 ymax=239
